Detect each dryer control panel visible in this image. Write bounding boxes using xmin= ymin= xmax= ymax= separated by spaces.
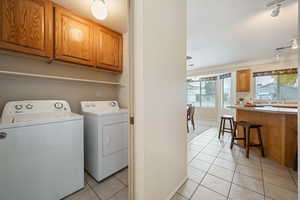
xmin=81 ymin=101 xmax=120 ymax=114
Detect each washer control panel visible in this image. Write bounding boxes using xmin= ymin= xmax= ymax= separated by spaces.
xmin=54 ymin=102 xmax=64 ymax=109
xmin=1 ymin=100 xmax=71 ymax=117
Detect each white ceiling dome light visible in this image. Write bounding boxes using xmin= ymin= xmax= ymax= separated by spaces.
xmin=91 ymin=0 xmax=108 ymax=20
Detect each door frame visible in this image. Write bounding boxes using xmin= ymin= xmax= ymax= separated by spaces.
xmin=128 ymin=0 xmax=135 ymax=199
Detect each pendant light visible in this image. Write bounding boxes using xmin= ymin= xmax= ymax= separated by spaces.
xmin=90 ymin=0 xmax=108 ymax=20
xmin=291 ymin=39 xmax=298 ymax=50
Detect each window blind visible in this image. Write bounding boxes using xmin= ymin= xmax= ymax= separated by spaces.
xmin=253 ymin=68 xmax=297 ymax=77
xmin=219 ymin=73 xmax=231 ymax=79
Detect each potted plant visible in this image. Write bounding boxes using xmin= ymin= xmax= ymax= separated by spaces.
xmin=238 ymin=97 xmax=244 ymax=104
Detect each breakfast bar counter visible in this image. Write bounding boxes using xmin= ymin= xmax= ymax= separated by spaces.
xmin=228 ymin=105 xmax=298 ymax=167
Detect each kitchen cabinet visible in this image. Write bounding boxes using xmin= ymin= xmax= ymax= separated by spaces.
xmin=95 ymin=27 xmax=123 ymax=72
xmin=0 ymin=1 xmax=123 ymax=72
xmin=0 ymin=0 xmax=53 ymax=57
xmin=237 ymin=69 xmax=251 ymax=92
xmin=54 ymin=6 xmax=94 ymax=66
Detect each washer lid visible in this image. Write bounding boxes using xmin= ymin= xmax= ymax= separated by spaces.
xmin=81 ymin=101 xmax=120 ymax=114
xmin=0 ymin=112 xmax=82 ymax=128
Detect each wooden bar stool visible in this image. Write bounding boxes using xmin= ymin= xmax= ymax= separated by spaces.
xmin=231 ymin=121 xmax=265 ymax=158
xmin=218 ymin=115 xmax=234 ymax=139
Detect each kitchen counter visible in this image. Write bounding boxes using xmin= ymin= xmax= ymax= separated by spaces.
xmin=228 ymin=105 xmax=297 ymax=115
xmin=229 ymin=105 xmax=298 ymax=168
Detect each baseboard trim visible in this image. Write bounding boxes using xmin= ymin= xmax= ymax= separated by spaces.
xmin=165 ymin=176 xmax=188 ymax=200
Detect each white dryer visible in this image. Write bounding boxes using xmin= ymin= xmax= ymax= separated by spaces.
xmin=81 ymin=101 xmax=128 ymax=182
xmin=0 ymin=100 xmax=84 ymax=200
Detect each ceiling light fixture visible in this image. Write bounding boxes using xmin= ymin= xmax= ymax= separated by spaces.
xmin=271 ymin=4 xmax=281 ymax=17
xmin=90 ymin=0 xmax=108 ymax=20
xmin=266 ymin=0 xmax=287 ymax=17
xmin=274 ymin=39 xmax=298 ymax=61
xmin=275 ymin=51 xmax=281 ymax=61
xmin=291 ymin=39 xmax=298 ymax=49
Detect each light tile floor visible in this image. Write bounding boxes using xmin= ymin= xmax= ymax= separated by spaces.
xmin=174 ymin=127 xmax=298 ymax=200
xmin=64 ymin=168 xmax=128 ymax=200
xmin=187 ymin=120 xmax=217 ymax=142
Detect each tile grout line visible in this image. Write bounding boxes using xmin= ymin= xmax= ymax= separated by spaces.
xmin=107 ymin=186 xmax=128 ymax=200
xmin=114 ymin=174 xmax=128 ymax=187
xmin=85 ymin=171 xmax=128 ymax=200
xmin=226 ymin=145 xmax=241 ymax=200
xmin=260 ymin=156 xmax=267 ymax=200
xmin=186 ymin=127 xmax=298 ymax=200
xmin=188 ymin=151 xmax=217 ymax=199
xmin=85 ymin=179 xmax=103 ymax=200
xmin=288 ymin=168 xmax=298 ymax=186
xmin=188 ymin=135 xmax=220 ymax=199
xmin=262 ymin=163 xmax=298 ymax=194
xmin=204 ymin=134 xmax=235 ymax=199
xmin=189 ymin=133 xmax=229 ymax=200
xmin=232 ymin=151 xmax=269 ymax=198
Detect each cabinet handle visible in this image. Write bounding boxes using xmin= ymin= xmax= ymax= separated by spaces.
xmin=0 ymin=132 xmax=7 ymax=139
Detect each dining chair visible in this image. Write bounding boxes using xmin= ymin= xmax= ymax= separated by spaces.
xmin=187 ymin=105 xmax=195 ymax=132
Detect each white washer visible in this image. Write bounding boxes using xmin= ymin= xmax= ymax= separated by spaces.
xmin=81 ymin=101 xmax=128 ymax=182
xmin=0 ymin=100 xmax=84 ymax=200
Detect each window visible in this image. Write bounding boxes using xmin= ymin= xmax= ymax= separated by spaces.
xmin=222 ymin=77 xmax=231 ymax=108
xmin=187 ymin=77 xmax=216 ymax=107
xmin=200 ymin=80 xmax=216 ymax=107
xmin=187 ymin=81 xmax=200 ymax=106
xmin=278 ymin=74 xmax=298 ymax=100
xmin=254 ymin=69 xmax=298 ymax=101
xmin=255 ymin=76 xmax=278 ymax=100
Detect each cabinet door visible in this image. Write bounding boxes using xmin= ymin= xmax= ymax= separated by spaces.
xmin=0 ymin=0 xmax=53 ymax=57
xmin=55 ymin=6 xmax=94 ymax=66
xmin=237 ymin=69 xmax=251 ymax=92
xmin=95 ymin=27 xmax=123 ymax=72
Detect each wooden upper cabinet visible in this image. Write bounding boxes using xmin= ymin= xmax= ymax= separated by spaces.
xmin=54 ymin=6 xmax=94 ymax=66
xmin=95 ymin=27 xmax=123 ymax=72
xmin=237 ymin=69 xmax=251 ymax=92
xmin=0 ymin=0 xmax=53 ymax=57
xmin=0 ymin=1 xmax=123 ymax=72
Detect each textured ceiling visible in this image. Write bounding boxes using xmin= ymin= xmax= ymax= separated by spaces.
xmin=187 ymin=0 xmax=298 ymax=69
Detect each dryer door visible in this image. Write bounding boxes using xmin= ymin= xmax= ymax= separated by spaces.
xmin=103 ymin=122 xmax=128 ymax=156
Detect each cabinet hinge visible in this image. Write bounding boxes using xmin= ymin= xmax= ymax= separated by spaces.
xmin=130 ymin=116 xmax=134 ymax=125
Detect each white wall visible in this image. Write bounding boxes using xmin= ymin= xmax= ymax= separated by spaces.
xmin=0 ymin=52 xmax=119 ymax=113
xmin=133 ymin=0 xmax=187 ymax=199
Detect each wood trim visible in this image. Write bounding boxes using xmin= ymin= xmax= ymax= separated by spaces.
xmin=0 ymin=0 xmax=53 ymax=58
xmin=45 ymin=0 xmax=53 ymax=58
xmin=118 ymin=34 xmax=123 ymax=72
xmin=54 ymin=5 xmax=94 ymax=66
xmin=236 ymin=109 xmax=297 ymax=167
xmin=0 ymin=0 xmax=2 ymax=44
xmin=94 ymin=25 xmax=123 ymax=72
xmin=52 ymin=3 xmax=122 ymax=35
xmin=0 ymin=70 xmax=121 ymax=85
xmin=0 ymin=1 xmax=123 ymax=73
xmin=237 ymin=69 xmax=251 ymax=92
